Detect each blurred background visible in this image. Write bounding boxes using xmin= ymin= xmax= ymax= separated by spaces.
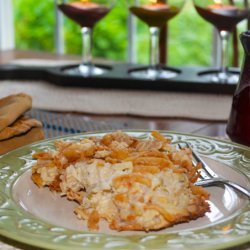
xmin=3 ymin=0 xmax=249 ymax=66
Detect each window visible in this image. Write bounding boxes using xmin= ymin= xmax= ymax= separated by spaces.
xmin=12 ymin=0 xmax=247 ymax=67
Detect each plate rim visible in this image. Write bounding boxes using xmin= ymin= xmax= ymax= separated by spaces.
xmin=0 ymin=130 xmax=249 ymax=250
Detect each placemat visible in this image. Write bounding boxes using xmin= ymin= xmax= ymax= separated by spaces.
xmin=27 ymin=109 xmax=128 ymax=138
xmin=0 ymin=80 xmax=232 ymax=121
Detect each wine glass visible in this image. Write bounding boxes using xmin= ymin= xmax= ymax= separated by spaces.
xmin=127 ymin=0 xmax=185 ymax=79
xmin=58 ymin=0 xmax=116 ymax=76
xmin=193 ymin=0 xmax=250 ymax=84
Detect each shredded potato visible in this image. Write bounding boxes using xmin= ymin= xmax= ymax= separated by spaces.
xmin=31 ymin=131 xmax=210 ymax=232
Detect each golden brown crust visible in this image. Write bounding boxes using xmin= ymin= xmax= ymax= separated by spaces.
xmin=31 ymin=172 xmax=43 ymax=188
xmin=0 ymin=116 xmax=42 ymax=141
xmin=87 ymin=210 xmax=100 ymax=231
xmin=0 ymin=93 xmax=32 ymax=131
xmin=31 ymin=131 xmax=210 ymax=232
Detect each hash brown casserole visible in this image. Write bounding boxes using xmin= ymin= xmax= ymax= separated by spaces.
xmin=31 ymin=131 xmax=210 ymax=231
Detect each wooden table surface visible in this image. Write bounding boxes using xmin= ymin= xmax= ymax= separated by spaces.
xmin=0 ymin=49 xmax=228 ymax=138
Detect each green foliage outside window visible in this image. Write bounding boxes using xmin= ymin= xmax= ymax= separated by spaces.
xmin=13 ymin=0 xmax=246 ymax=66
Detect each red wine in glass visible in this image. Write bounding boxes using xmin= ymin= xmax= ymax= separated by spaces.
xmin=127 ymin=0 xmax=185 ymax=79
xmin=58 ymin=2 xmax=110 ymax=28
xmin=195 ymin=6 xmax=249 ymax=32
xmin=193 ymin=0 xmax=249 ymax=84
xmin=129 ymin=6 xmax=179 ymax=27
xmin=58 ymin=1 xmax=114 ymax=76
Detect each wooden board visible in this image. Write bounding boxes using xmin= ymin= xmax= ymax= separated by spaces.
xmin=0 ymin=63 xmax=239 ymax=94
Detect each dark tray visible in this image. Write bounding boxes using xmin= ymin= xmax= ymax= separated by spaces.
xmin=0 ymin=63 xmax=239 ymax=94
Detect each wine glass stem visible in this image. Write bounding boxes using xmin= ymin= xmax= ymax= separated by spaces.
xmin=149 ymin=26 xmax=160 ymax=71
xmin=219 ymin=30 xmax=230 ymax=76
xmin=81 ymin=27 xmax=92 ymax=68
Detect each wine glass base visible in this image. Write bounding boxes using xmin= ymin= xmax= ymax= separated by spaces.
xmin=198 ymin=71 xmax=239 ymax=84
xmin=79 ymin=64 xmax=108 ymax=76
xmin=64 ymin=64 xmax=110 ymax=77
xmin=129 ymin=67 xmax=179 ymax=79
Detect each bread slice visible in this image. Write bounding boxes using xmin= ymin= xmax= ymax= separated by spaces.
xmin=0 ymin=93 xmax=32 ymax=132
xmin=0 ymin=116 xmax=42 ymax=141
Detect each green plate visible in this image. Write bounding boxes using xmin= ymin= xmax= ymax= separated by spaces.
xmin=0 ymin=131 xmax=249 ymax=250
